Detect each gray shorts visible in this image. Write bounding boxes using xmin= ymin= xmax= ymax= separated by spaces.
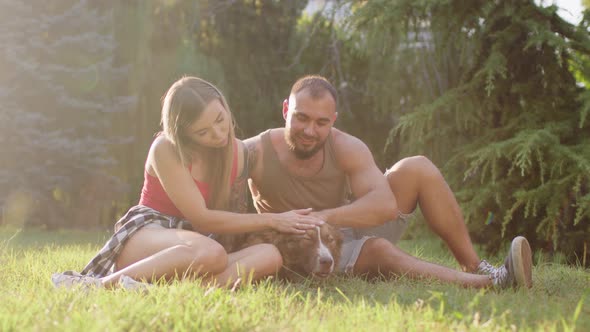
xmin=337 ymin=212 xmax=412 ymax=274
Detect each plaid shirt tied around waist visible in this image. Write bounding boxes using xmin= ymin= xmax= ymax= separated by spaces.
xmin=58 ymin=205 xmax=193 ymax=278
xmin=52 ymin=156 xmax=249 ymax=282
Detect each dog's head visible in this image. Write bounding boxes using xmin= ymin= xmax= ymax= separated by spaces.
xmin=278 ymin=223 xmax=343 ymax=280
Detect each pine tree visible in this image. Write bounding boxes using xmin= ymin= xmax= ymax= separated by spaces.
xmin=348 ymin=0 xmax=590 ymax=263
xmin=0 ymin=1 xmax=133 ymax=228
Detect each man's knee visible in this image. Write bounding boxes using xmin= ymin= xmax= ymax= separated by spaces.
xmin=354 ymin=237 xmax=412 ymax=278
xmin=362 ymin=237 xmax=397 ymax=257
xmin=356 ymin=238 xmax=397 ymax=266
xmin=386 ymin=155 xmax=440 ymax=182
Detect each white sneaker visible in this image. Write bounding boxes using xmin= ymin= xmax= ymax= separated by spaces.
xmin=119 ymin=275 xmax=151 ymax=293
xmin=51 ymin=272 xmax=103 ymax=290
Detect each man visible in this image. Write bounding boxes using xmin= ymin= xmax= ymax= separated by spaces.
xmin=244 ymin=75 xmax=532 ymax=288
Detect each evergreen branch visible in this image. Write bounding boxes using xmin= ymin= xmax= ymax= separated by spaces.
xmin=510 ymin=129 xmax=557 ymax=177
xmin=574 ymin=193 xmax=590 ymax=226
xmin=534 ymin=4 xmax=590 ymax=55
xmin=578 ymin=89 xmax=590 ymax=128
xmin=503 ymin=198 xmax=524 ymax=237
xmin=552 ymin=142 xmax=590 ymax=175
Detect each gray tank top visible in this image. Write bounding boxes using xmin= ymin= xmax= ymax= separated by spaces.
xmin=252 ymin=129 xmax=348 ymax=213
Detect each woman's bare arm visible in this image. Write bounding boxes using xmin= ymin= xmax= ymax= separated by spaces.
xmin=148 ymin=136 xmax=323 ymax=234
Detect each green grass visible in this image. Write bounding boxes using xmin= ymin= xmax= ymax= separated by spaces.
xmin=0 ymin=226 xmax=588 ymax=331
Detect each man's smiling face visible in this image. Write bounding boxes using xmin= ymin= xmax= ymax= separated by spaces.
xmin=283 ymin=89 xmax=337 ymax=160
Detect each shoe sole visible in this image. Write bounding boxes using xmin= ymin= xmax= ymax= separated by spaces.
xmin=510 ymin=236 xmax=533 ymax=288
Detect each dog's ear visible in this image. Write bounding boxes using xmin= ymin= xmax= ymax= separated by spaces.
xmin=215 ymin=234 xmax=236 ymax=252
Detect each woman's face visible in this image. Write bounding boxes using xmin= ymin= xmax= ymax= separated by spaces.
xmin=185 ymin=99 xmax=231 ymax=148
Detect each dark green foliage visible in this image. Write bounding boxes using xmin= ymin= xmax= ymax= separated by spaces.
xmin=194 ymin=0 xmax=309 ymax=136
xmin=350 ymin=0 xmax=590 ymax=263
xmin=192 ymin=0 xmax=386 ymax=151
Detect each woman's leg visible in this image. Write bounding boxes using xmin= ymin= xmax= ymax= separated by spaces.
xmin=100 ymin=227 xmax=227 ymax=288
xmin=204 ymin=243 xmax=283 ymax=288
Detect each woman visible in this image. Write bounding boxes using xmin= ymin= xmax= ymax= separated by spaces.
xmin=52 ymin=76 xmax=324 ymax=290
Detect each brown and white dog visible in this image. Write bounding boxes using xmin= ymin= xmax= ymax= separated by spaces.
xmin=217 ymin=223 xmax=343 ymax=281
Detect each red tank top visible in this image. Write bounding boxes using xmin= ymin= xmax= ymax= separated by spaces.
xmin=139 ymin=142 xmax=238 ymax=218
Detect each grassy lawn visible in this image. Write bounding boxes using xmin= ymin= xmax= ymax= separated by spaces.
xmin=0 ymin=226 xmax=588 ymax=331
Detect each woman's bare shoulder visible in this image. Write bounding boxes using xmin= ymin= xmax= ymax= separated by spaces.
xmin=147 ymin=134 xmax=182 ymax=174
xmin=150 ymin=134 xmax=181 ymax=160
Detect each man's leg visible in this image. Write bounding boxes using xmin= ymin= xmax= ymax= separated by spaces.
xmin=353 ymin=236 xmax=533 ymax=289
xmin=353 ymin=238 xmax=491 ymax=288
xmin=386 ymin=156 xmax=481 ymax=272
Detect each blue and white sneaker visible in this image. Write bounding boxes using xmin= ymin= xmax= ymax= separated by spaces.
xmin=487 ymin=236 xmax=533 ymax=289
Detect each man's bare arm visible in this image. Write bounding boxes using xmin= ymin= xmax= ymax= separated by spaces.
xmin=243 ymin=135 xmax=262 ymax=180
xmin=228 ymin=176 xmax=249 ymax=213
xmin=313 ymin=133 xmax=398 ymax=227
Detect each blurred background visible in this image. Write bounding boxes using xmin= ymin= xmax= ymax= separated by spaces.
xmin=0 ymin=0 xmax=588 ymax=265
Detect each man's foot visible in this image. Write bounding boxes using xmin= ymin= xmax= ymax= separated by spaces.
xmin=51 ymin=272 xmax=103 ymax=290
xmin=489 ymin=236 xmax=533 ymax=289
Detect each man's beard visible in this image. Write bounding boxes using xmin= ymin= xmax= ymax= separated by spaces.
xmin=284 ymin=130 xmax=325 ymax=160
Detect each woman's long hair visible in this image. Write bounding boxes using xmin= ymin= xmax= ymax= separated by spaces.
xmin=160 ymin=76 xmax=236 ymax=211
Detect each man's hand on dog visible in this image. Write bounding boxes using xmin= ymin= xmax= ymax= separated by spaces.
xmin=271 ymin=208 xmax=325 ymax=234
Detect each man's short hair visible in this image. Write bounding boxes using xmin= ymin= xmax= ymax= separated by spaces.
xmin=290 ymin=75 xmax=338 ymax=104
